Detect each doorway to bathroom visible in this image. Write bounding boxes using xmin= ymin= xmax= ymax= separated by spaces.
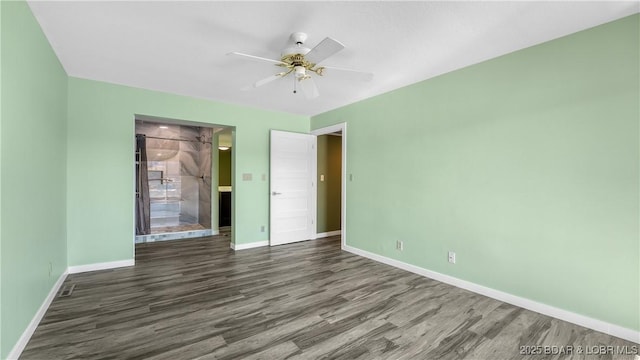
xmin=134 ymin=117 xmax=232 ymax=243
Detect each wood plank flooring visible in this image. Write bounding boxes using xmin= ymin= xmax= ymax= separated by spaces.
xmin=21 ymin=236 xmax=637 ymax=359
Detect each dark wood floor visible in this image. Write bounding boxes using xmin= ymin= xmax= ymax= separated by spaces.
xmin=21 ymin=235 xmax=637 ymax=359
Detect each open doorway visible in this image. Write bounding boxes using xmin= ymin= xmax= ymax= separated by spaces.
xmin=316 ymin=132 xmax=342 ymax=238
xmin=312 ymin=123 xmax=347 ymax=248
xmin=134 ymin=116 xmax=233 ymax=244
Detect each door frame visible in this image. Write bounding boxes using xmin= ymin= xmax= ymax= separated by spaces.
xmin=311 ymin=123 xmax=347 ymax=249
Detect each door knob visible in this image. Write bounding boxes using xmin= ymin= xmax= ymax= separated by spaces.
xmin=272 ymin=191 xmax=282 ymax=196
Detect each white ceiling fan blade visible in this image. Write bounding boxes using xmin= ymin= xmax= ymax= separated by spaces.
xmin=227 ymin=52 xmax=287 ymax=66
xmin=321 ymin=65 xmax=373 ymax=82
xmin=299 ymin=77 xmax=319 ymax=99
xmin=241 ymin=72 xmax=285 ymax=91
xmin=305 ymin=37 xmax=345 ymax=65
xmin=255 ymin=72 xmax=286 ymax=87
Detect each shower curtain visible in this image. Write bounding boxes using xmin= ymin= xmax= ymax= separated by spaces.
xmin=135 ymin=134 xmax=151 ymax=235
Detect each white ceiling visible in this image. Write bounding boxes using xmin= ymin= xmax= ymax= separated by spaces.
xmin=28 ymin=1 xmax=639 ymax=117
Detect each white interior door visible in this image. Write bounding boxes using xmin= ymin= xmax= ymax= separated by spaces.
xmin=270 ymin=130 xmax=316 ymax=246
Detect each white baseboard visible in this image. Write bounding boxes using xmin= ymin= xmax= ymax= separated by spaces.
xmin=230 ymin=240 xmax=269 ymax=250
xmin=68 ymin=259 xmax=135 ymax=274
xmin=316 ymin=230 xmax=341 ymax=238
xmin=8 ymin=259 xmax=135 ymax=358
xmin=343 ymin=245 xmax=639 ymax=344
xmin=7 ymin=270 xmax=69 ymax=360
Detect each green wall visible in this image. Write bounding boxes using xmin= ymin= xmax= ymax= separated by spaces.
xmin=312 ymin=14 xmax=639 ymax=332
xmin=317 ymin=135 xmax=342 ymax=233
xmin=66 ymin=78 xmax=308 ymax=266
xmin=0 ymin=1 xmax=4 ymax=355
xmin=0 ymin=2 xmax=68 ymax=358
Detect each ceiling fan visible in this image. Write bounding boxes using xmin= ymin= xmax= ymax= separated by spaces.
xmin=228 ymin=32 xmax=373 ymax=99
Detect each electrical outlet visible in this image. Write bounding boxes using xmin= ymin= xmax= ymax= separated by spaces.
xmin=396 ymin=240 xmax=403 ymax=251
xmin=448 ymin=251 xmax=456 ymax=264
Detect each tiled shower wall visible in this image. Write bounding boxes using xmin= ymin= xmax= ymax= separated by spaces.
xmin=198 ymin=127 xmax=212 ymax=228
xmin=135 ymin=121 xmax=212 ymax=230
xmin=178 ymin=125 xmax=200 ymax=224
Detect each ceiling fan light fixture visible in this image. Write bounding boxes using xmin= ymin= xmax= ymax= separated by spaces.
xmin=294 ymin=66 xmax=306 ymax=79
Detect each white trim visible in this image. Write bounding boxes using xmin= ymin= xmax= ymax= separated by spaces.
xmin=68 ymin=259 xmax=135 ymax=274
xmin=316 ymin=230 xmax=341 ymax=238
xmin=311 ymin=136 xmax=318 ymax=241
xmin=311 ymin=122 xmax=347 ymax=249
xmin=231 ymin=240 xmax=269 ymax=250
xmin=343 ymin=245 xmax=640 ymax=344
xmin=311 ymin=123 xmax=346 ymax=136
xmin=7 ymin=270 xmax=69 ymax=360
